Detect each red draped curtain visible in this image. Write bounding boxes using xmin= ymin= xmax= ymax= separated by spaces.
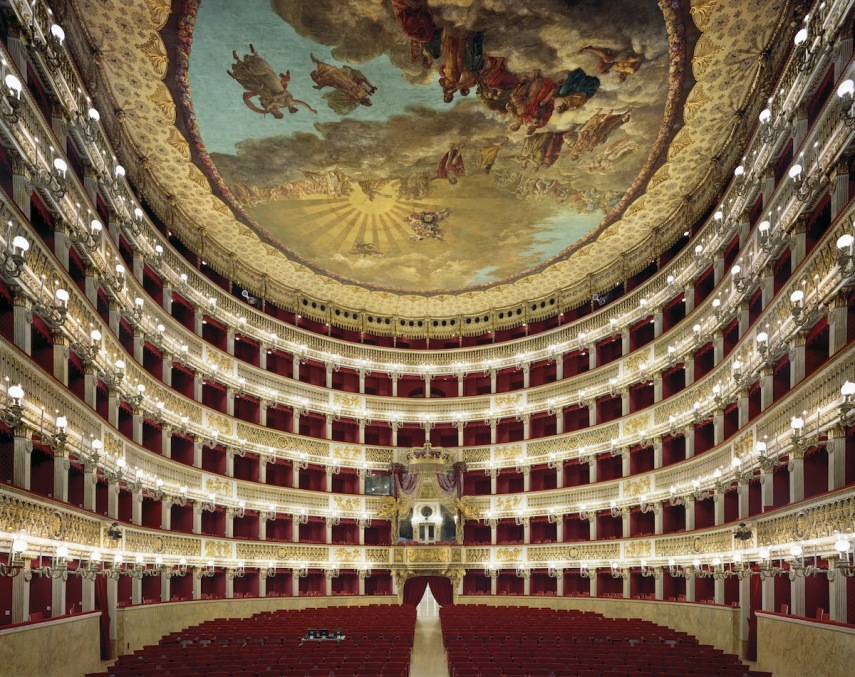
xmin=745 ymin=573 xmax=762 ymax=660
xmin=94 ymin=576 xmax=111 ymax=659
xmin=402 ymin=576 xmax=454 ymax=606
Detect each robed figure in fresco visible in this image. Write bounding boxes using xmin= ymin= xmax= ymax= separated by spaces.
xmin=227 ymin=44 xmax=317 ymax=118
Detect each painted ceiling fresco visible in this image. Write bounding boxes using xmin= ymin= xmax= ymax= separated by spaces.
xmin=74 ymin=0 xmax=790 ymax=318
xmin=177 ymin=0 xmax=683 ymax=292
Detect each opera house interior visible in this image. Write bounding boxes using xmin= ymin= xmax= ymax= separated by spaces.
xmin=0 ymin=0 xmax=854 ymax=675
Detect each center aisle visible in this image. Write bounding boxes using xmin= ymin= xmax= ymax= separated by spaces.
xmin=410 ymin=586 xmax=451 ymax=677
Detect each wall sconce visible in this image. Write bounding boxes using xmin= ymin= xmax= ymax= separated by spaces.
xmin=731 ymin=265 xmax=745 ymax=293
xmin=358 ymin=565 xmax=372 ymax=580
xmin=34 ymin=286 xmax=69 ymax=329
xmin=667 ymin=559 xmax=687 ymax=578
xmin=357 ymin=512 xmax=372 ymax=529
xmin=294 ymin=452 xmax=309 ymax=471
xmin=202 ymin=493 xmax=217 ymax=513
xmin=609 ymin=500 xmax=622 ymax=519
xmin=483 ymin=510 xmax=497 ymax=529
xmin=638 ymin=495 xmax=655 ymax=514
xmin=547 ymin=562 xmax=562 ymax=579
xmin=196 ymin=560 xmax=216 ymax=579
xmin=294 ymin=564 xmax=308 ymax=579
xmin=125 ymin=297 xmax=144 ymax=326
xmin=833 ymin=538 xmax=855 ymax=577
xmin=514 ymin=510 xmax=529 ymax=527
xmin=26 ymin=154 xmax=67 ymax=200
xmin=33 ymin=545 xmax=70 ymax=580
xmin=579 ymin=561 xmax=596 ymax=579
xmin=166 ymin=557 xmax=188 ymax=578
xmin=325 ymin=564 xmax=340 ymax=580
xmin=515 ymin=565 xmax=530 ymax=580
xmin=100 ymin=359 xmax=125 ymax=390
xmin=261 ymin=560 xmax=277 ymax=579
xmin=292 ymin=508 xmax=308 ymax=526
xmin=840 ymin=381 xmax=855 ymax=422
xmin=789 ymin=289 xmax=805 ymax=323
xmin=104 ymin=264 xmax=125 ymax=296
xmin=546 ymin=508 xmax=558 ymax=524
xmin=2 ymin=383 xmax=25 ymax=428
xmin=609 ymin=562 xmax=626 ymax=579
xmin=1 ymin=229 xmax=30 ymax=278
xmin=1 ymin=71 xmax=22 ymax=123
xmin=77 ymin=550 xmax=102 ymax=580
xmin=640 ymin=560 xmax=659 ymax=578
xmin=0 ymin=534 xmax=29 ymax=577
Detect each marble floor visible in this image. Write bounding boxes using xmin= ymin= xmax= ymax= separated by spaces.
xmin=410 ymin=586 xmax=450 ymax=677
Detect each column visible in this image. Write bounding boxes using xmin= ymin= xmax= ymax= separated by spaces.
xmin=790 ymin=575 xmax=805 ymax=617
xmin=192 ymin=571 xmax=202 ymax=601
xmin=713 ymin=490 xmax=724 ymax=526
xmin=713 ymin=248 xmax=725 ymax=286
xmin=654 ymin=504 xmax=663 ymax=535
xmin=226 ymin=388 xmax=235 ymax=417
xmin=713 ymin=331 xmax=724 ymax=366
xmin=132 ymin=409 xmax=144 ymax=445
xmin=714 ymin=578 xmax=725 ymax=605
xmin=490 ymin=369 xmax=497 ymax=394
xmin=653 ymin=372 xmax=663 ymax=403
xmin=52 ymin=333 xmax=69 ymax=386
xmin=827 ymin=427 xmax=846 ymax=491
xmin=588 ymin=402 xmax=597 ymax=426
xmin=52 ymin=217 xmax=70 ymax=271
xmin=737 ymin=389 xmax=750 ymax=429
xmin=739 ymin=576 xmax=751 ymax=642
xmin=654 ymin=570 xmax=664 ymax=601
xmin=713 ymin=409 xmax=724 ymax=446
xmin=684 ymin=426 xmax=695 ymax=459
xmin=161 ymin=499 xmax=172 ymax=530
xmin=193 ymin=504 xmax=202 ymax=534
xmin=789 ymin=334 xmax=806 ymax=387
xmin=8 ymin=151 xmax=31 ymax=219
xmin=258 ymin=515 xmax=267 ymax=541
xmin=620 ymin=388 xmax=630 ymax=416
xmin=588 ymin=573 xmax=597 ymax=598
xmin=53 ymin=450 xmax=69 ymax=502
xmin=490 ymin=574 xmax=498 ymax=596
xmin=621 ymin=509 xmax=630 ymax=539
xmin=556 ymin=570 xmax=564 ymax=597
xmin=107 ymin=480 xmax=119 ymax=520
xmin=131 ymin=490 xmax=142 ymax=525
xmin=258 ymin=572 xmax=267 ymax=599
xmin=225 ymin=573 xmax=234 ymax=599
xmin=225 ymin=509 xmax=235 ymax=538
xmin=587 ymin=457 xmax=598 ymax=484
xmin=684 ymin=497 xmax=695 ymax=531
xmin=84 ymin=266 xmax=99 ymax=307
xmin=225 ymin=450 xmax=235 ymax=477
xmin=108 ymin=300 xmax=121 ymax=337
xmin=107 ymin=388 xmax=120 ymax=429
xmin=828 ymin=294 xmax=848 ymax=356
xmin=555 ymin=516 xmax=564 ymax=543
xmin=292 ymin=570 xmax=301 ymax=597
xmin=685 ymin=570 xmax=696 ymax=603
xmin=522 ymin=468 xmax=530 ymax=492
xmin=830 ymin=157 xmax=852 ymax=220
xmin=194 ymin=308 xmax=204 ymax=337
xmin=162 ymin=285 xmax=173 ymax=314
xmin=788 ymin=450 xmax=805 ymax=503
xmin=11 ymin=558 xmax=31 ymax=624
xmin=760 ymin=464 xmax=775 ymax=511
xmin=653 ymin=308 xmax=663 ymax=338
xmin=83 ymin=576 xmax=95 ymax=611
xmin=325 ymin=517 xmax=334 ymax=544
xmin=790 ymin=217 xmax=807 ymax=270
xmin=83 ymin=461 xmax=97 ymax=511
xmin=737 ymin=302 xmax=749 ymax=338
xmin=259 ymin=400 xmax=268 ymax=427
xmin=51 ymin=570 xmax=66 ymax=618
xmin=621 ymin=450 xmax=631 ymax=478
xmin=162 ymin=353 xmax=173 ymax=388
xmin=737 ymin=481 xmax=750 ymax=519
xmin=226 ymin=328 xmax=235 ymax=356
xmin=759 ymin=367 xmax=774 ymax=411
xmin=193 ymin=371 xmax=203 ymax=402
xmin=161 ymin=426 xmax=173 ymax=459
xmin=684 ymin=357 xmax=695 ymax=386
xmin=132 ymin=577 xmax=143 ymax=606
xmin=829 ymin=557 xmax=848 ymax=623
xmin=760 ymin=265 xmax=775 ymax=310
xmin=761 ymin=575 xmax=774 ymax=611
xmin=683 ymin=286 xmax=695 ymax=314
xmin=12 ymin=292 xmax=32 ymax=356
xmin=587 ymin=514 xmax=597 ymax=541
xmin=193 ymin=436 xmax=203 ymax=468
xmin=258 ymin=456 xmax=268 ymax=484
xmin=653 ymin=437 xmax=663 ymax=469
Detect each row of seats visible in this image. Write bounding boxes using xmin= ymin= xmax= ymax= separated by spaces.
xmin=87 ymin=605 xmax=416 ymax=677
xmin=440 ymin=605 xmax=772 ymax=677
